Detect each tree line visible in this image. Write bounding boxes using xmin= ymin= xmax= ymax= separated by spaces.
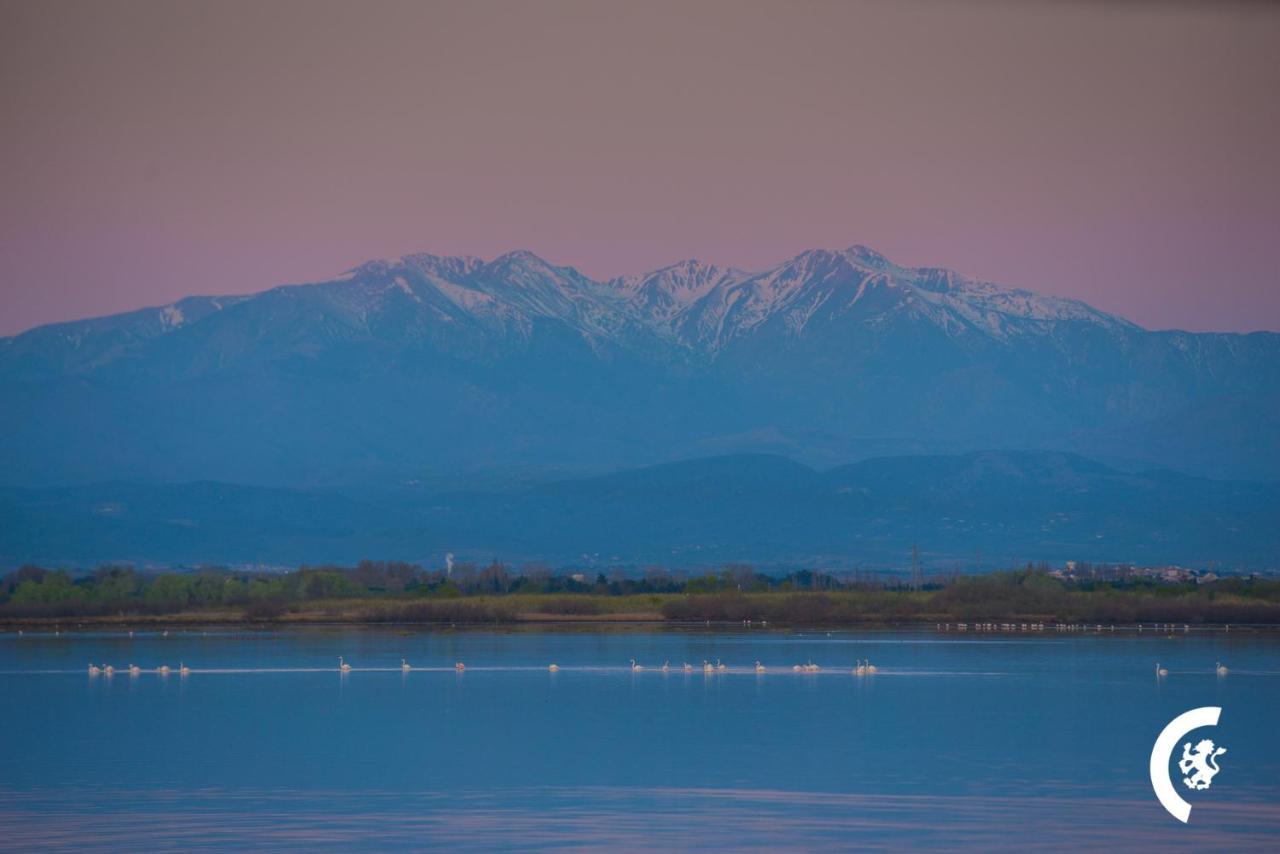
xmin=0 ymin=560 xmax=877 ymax=614
xmin=1 ymin=560 xmax=1278 ymax=624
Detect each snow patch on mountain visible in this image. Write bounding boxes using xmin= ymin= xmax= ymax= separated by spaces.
xmin=159 ymin=305 xmax=185 ymax=329
xmin=391 ymin=276 xmax=421 ymax=303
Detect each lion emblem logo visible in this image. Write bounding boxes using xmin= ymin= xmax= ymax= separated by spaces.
xmin=1178 ymin=739 xmax=1227 ymax=790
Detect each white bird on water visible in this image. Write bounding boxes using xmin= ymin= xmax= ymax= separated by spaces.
xmin=158 ymin=665 xmax=170 ymax=674
xmin=1216 ymin=662 xmax=1228 ymax=676
xmin=128 ymin=663 xmax=141 ymax=676
xmin=755 ymin=661 xmax=766 ymax=673
xmin=401 ymin=658 xmax=411 ymax=672
xmin=702 ymin=660 xmax=714 ymax=674
xmin=179 ymin=662 xmax=190 ymax=675
xmin=454 ymin=662 xmax=465 ymax=671
xmin=339 ymin=656 xmax=352 ymax=673
xmin=88 ymin=663 xmax=101 ymax=676
xmin=548 ymin=663 xmax=560 ymax=672
xmin=716 ymin=659 xmax=727 ymax=672
xmin=1155 ymin=663 xmax=1168 ymax=677
xmin=854 ymin=660 xmax=866 ymax=676
xmin=683 ymin=662 xmax=693 ymax=672
xmin=104 ymin=664 xmax=114 ymax=676
xmin=630 ymin=659 xmax=644 ymax=672
xmin=865 ymin=661 xmax=878 ymax=674
xmin=661 ymin=660 xmax=670 ymax=673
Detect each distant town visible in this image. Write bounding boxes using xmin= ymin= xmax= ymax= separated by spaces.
xmin=1048 ymin=561 xmax=1228 ymax=585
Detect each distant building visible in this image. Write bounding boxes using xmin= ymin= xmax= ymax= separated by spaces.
xmin=1050 ymin=562 xmax=1210 ymax=584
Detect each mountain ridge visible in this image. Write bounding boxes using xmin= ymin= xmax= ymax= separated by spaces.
xmin=2 ymin=243 xmax=1148 ymax=353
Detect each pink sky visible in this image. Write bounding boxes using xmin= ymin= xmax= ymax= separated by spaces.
xmin=2 ymin=0 xmax=1278 ymax=335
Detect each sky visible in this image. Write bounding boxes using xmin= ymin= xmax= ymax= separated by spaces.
xmin=1 ymin=0 xmax=1278 ymax=336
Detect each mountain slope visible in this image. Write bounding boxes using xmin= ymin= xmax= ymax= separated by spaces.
xmin=1 ymin=244 xmax=1276 ymax=485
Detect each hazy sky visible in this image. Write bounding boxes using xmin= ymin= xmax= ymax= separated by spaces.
xmin=2 ymin=0 xmax=1278 ymax=335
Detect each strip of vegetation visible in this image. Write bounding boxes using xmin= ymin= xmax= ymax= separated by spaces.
xmin=2 ymin=561 xmax=1278 ymax=626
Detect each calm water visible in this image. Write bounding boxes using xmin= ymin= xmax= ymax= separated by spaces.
xmin=2 ymin=626 xmax=1278 ymax=850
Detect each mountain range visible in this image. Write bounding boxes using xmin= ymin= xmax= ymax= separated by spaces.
xmin=1 ymin=451 xmax=1275 ymax=569
xmin=3 ymin=243 xmax=1277 ymax=488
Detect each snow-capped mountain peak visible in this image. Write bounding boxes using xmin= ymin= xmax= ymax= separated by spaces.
xmin=844 ymin=244 xmax=892 ymax=268
xmin=610 ymin=259 xmax=748 ymax=323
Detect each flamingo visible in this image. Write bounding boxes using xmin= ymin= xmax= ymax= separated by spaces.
xmin=104 ymin=664 xmax=114 ymax=676
xmin=128 ymin=663 xmax=141 ymax=676
xmin=401 ymin=658 xmax=411 ymax=672
xmin=755 ymin=661 xmax=766 ymax=673
xmin=793 ymin=664 xmax=803 ymax=672
xmin=1155 ymin=663 xmax=1168 ymax=677
xmin=866 ymin=661 xmax=878 ymax=674
xmin=854 ymin=660 xmax=866 ymax=676
xmin=454 ymin=662 xmax=465 ymax=671
xmin=179 ymin=662 xmax=190 ymax=675
xmin=549 ymin=663 xmax=560 ymax=672
xmin=683 ymin=662 xmax=693 ymax=672
xmin=716 ymin=659 xmax=727 ymax=672
xmin=702 ymin=660 xmax=714 ymax=674
xmin=630 ymin=659 xmax=644 ymax=672
xmin=158 ymin=664 xmax=170 ymax=674
xmin=661 ymin=660 xmax=670 ymax=673
xmin=338 ymin=656 xmax=351 ymax=673
xmin=88 ymin=663 xmax=101 ymax=675
xmin=1216 ymin=662 xmax=1228 ymax=676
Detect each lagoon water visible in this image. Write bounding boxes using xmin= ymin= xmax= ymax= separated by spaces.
xmin=2 ymin=626 xmax=1278 ymax=850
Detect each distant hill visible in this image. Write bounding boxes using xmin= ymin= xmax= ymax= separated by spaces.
xmin=2 ymin=451 xmax=1275 ymax=570
xmin=1 ymin=244 xmax=1277 ymax=486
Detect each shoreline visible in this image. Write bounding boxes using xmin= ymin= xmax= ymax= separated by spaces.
xmin=3 ymin=612 xmax=1277 ymax=633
